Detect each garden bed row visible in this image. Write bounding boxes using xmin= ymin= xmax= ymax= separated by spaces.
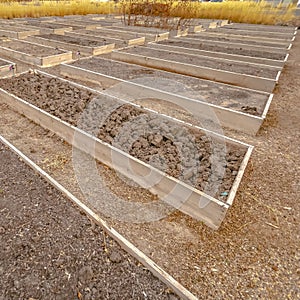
xmin=67 ymin=30 xmax=145 ymax=47
xmin=0 ymin=70 xmax=253 ymax=230
xmin=0 ymin=38 xmax=72 ymax=67
xmin=111 ymin=45 xmax=281 ymax=92
xmin=28 ymin=34 xmax=116 ymax=56
xmin=61 ymin=56 xmax=273 ymax=134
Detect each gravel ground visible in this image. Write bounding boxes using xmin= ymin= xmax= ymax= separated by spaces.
xmin=71 ymin=56 xmax=267 ymax=116
xmin=122 ymin=46 xmax=279 ymax=78
xmin=0 ymin=141 xmax=179 ymax=300
xmin=159 ymin=39 xmax=286 ymax=60
xmin=0 ymin=40 xmax=64 ymax=56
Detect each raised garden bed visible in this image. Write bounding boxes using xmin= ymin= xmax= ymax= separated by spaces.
xmin=24 ymin=21 xmax=73 ymax=35
xmin=148 ymin=41 xmax=287 ymax=67
xmin=0 ymin=137 xmax=185 ymax=300
xmin=0 ymin=39 xmax=72 ymax=67
xmin=108 ymin=25 xmax=170 ymax=40
xmin=0 ymin=58 xmax=16 ymax=77
xmin=0 ymin=25 xmax=40 ymax=39
xmin=111 ymin=46 xmax=281 ymax=92
xmin=28 ymin=34 xmax=115 ymax=56
xmin=95 ymin=26 xmax=169 ymax=42
xmin=61 ymin=56 xmax=273 ymax=134
xmin=50 ymin=20 xmax=99 ymax=30
xmin=66 ymin=30 xmax=145 ymax=47
xmin=175 ymin=36 xmax=289 ymax=54
xmin=220 ymin=23 xmax=297 ymax=34
xmin=191 ymin=30 xmax=293 ymax=46
xmin=0 ymin=70 xmax=253 ymax=230
xmin=185 ymin=32 xmax=290 ymax=48
xmin=159 ymin=38 xmax=287 ymax=61
xmin=209 ymin=27 xmax=295 ymax=40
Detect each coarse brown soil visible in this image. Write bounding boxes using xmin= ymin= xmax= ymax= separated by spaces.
xmin=122 ymin=46 xmax=279 ymax=78
xmin=71 ymin=56 xmax=267 ymax=116
xmin=37 ymin=34 xmax=112 ymax=47
xmin=0 ymin=141 xmax=179 ymax=300
xmin=160 ymin=39 xmax=286 ymax=60
xmin=0 ymin=18 xmax=299 ymax=300
xmin=0 ymin=39 xmax=64 ymax=56
xmin=0 ymin=72 xmax=246 ymax=201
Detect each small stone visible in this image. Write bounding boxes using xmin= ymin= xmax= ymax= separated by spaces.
xmin=78 ymin=266 xmax=94 ymax=284
xmin=109 ymin=251 xmax=122 ymax=263
xmin=183 ymin=169 xmax=194 ymax=180
xmin=151 ymin=134 xmax=163 ymax=146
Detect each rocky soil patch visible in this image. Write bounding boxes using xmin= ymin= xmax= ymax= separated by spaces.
xmin=0 ymin=72 xmax=247 ymax=201
xmin=72 ymin=56 xmax=266 ymax=116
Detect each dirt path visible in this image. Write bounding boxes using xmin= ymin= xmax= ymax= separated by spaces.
xmin=0 ymin=141 xmax=178 ymax=300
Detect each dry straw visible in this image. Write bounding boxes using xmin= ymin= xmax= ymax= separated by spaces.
xmin=0 ymin=0 xmax=296 ymax=25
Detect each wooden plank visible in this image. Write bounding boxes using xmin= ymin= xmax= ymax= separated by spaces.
xmin=60 ymin=62 xmax=271 ymax=135
xmin=111 ymin=50 xmax=278 ymax=92
xmin=0 ymin=135 xmax=198 ymax=300
xmin=41 ymin=52 xmax=73 ymax=67
xmin=226 ymin=146 xmax=253 ymax=206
